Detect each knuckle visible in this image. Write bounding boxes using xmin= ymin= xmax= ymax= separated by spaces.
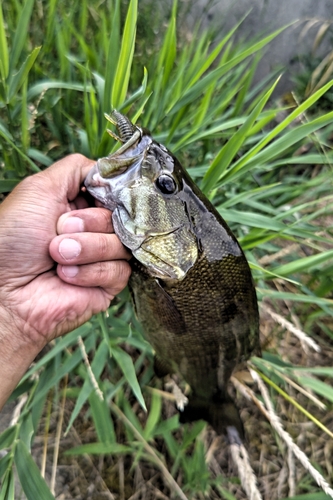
xmin=108 ymin=261 xmax=131 ymax=292
xmin=94 ymin=261 xmax=131 ymax=291
xmin=97 ymin=234 xmax=110 ymax=257
xmin=71 ymin=260 xmax=131 ymax=292
xmin=101 ymin=209 xmax=113 ymax=231
xmin=95 ymin=261 xmax=106 ymax=281
xmin=121 ymin=261 xmax=132 ymax=281
xmin=66 ymin=153 xmax=88 ymax=165
xmin=19 ymin=175 xmax=35 ymax=189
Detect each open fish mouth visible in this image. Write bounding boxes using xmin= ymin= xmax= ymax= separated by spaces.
xmin=84 ymin=111 xmax=153 ymax=207
xmin=84 ymin=164 xmax=118 ymax=210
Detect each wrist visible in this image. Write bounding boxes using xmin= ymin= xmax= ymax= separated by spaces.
xmin=0 ymin=304 xmax=43 ymax=410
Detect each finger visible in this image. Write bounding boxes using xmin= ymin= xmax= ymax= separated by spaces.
xmin=69 ymin=196 xmax=90 ymax=211
xmin=46 ymin=154 xmax=96 ymax=202
xmin=57 ymin=207 xmax=114 ymax=234
xmin=57 ymin=260 xmax=131 ymax=296
xmin=50 ymin=232 xmax=131 ymax=265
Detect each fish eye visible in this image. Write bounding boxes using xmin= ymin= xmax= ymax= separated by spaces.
xmin=155 ymin=174 xmax=177 ymax=195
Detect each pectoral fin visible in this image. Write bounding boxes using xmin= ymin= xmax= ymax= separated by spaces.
xmin=133 ymin=227 xmax=198 ymax=280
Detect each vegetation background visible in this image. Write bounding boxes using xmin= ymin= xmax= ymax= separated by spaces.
xmin=0 ymin=0 xmax=333 ymax=499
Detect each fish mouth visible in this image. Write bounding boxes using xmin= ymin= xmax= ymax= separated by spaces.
xmin=84 ymin=113 xmax=152 ymax=207
xmin=84 ymin=148 xmax=146 ymax=210
xmin=84 ymin=163 xmax=118 ymax=210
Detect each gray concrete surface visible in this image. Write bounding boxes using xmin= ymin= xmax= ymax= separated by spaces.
xmin=186 ymin=0 xmax=333 ymax=95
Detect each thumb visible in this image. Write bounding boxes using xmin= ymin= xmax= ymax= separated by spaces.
xmin=45 ymin=153 xmax=96 ymax=202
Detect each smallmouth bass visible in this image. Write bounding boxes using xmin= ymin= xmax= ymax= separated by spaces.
xmin=85 ymin=111 xmax=260 ymax=437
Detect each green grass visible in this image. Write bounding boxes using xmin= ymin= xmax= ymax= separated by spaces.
xmin=0 ymin=0 xmax=333 ymax=499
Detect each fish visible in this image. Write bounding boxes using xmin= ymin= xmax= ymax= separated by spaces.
xmin=84 ymin=111 xmax=260 ymax=438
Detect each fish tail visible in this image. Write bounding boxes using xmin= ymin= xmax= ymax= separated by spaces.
xmin=179 ymin=394 xmax=244 ymax=440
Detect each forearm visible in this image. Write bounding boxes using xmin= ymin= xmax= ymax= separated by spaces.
xmin=0 ymin=312 xmax=42 ymax=411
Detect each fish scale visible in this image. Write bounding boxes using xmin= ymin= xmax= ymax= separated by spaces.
xmin=85 ymin=111 xmax=260 ymax=438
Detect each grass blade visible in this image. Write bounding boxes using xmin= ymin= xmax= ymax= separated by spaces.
xmin=0 ymin=2 xmax=9 ymax=80
xmin=28 ymin=149 xmax=53 ymax=167
xmin=65 ymin=340 xmax=109 ymax=434
xmin=9 ymin=0 xmax=35 ymax=72
xmin=295 ymin=377 xmax=333 ymax=403
xmin=21 ymin=324 xmax=91 ymax=382
xmin=217 ymin=208 xmax=288 ymax=232
xmin=111 ymin=345 xmax=146 ymax=411
xmin=89 ymin=390 xmax=116 ymax=445
xmin=282 ymin=495 xmax=332 ymax=500
xmin=111 ymin=0 xmax=137 ymax=108
xmin=219 ymin=79 xmax=333 ymax=184
xmin=144 ymin=391 xmax=162 ymax=440
xmin=156 ymin=0 xmax=177 ymax=90
xmin=202 ymin=76 xmax=280 ymax=193
xmin=65 ymin=442 xmax=131 ymax=455
xmin=104 ymin=0 xmax=120 ymax=111
xmin=27 ymin=80 xmax=91 ymax=101
xmin=0 ymin=426 xmax=17 ymax=451
xmin=0 ymin=127 xmax=40 ymax=172
xmin=27 ymin=337 xmax=94 ymax=409
xmin=0 ymin=180 xmax=20 ymax=193
xmin=21 ymin=79 xmax=29 ymax=152
xmin=8 ymin=46 xmax=41 ymax=102
xmin=256 ymin=289 xmax=333 ymax=307
xmin=185 ymin=14 xmax=247 ymax=91
xmin=0 ymin=454 xmax=12 ymax=482
xmin=119 ymin=66 xmax=148 ymax=112
xmin=15 ymin=440 xmax=55 ymax=500
xmin=168 ymin=24 xmax=289 ymax=114
xmin=0 ymin=470 xmax=15 ymax=500
xmin=272 ymin=249 xmax=333 ymax=277
xmin=44 ymin=0 xmax=57 ymax=48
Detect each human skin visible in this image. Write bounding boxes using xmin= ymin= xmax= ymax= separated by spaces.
xmin=0 ymin=154 xmax=131 ymax=410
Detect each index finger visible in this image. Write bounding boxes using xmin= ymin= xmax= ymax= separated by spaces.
xmin=57 ymin=207 xmax=114 ymax=234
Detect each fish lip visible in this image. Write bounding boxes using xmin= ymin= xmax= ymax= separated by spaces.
xmin=84 ymin=141 xmax=148 ymax=207
xmin=84 ymin=163 xmax=101 ymax=188
xmin=84 ymin=164 xmax=117 ymax=210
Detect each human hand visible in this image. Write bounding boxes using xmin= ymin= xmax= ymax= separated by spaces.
xmin=0 ymin=154 xmax=131 ymax=408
